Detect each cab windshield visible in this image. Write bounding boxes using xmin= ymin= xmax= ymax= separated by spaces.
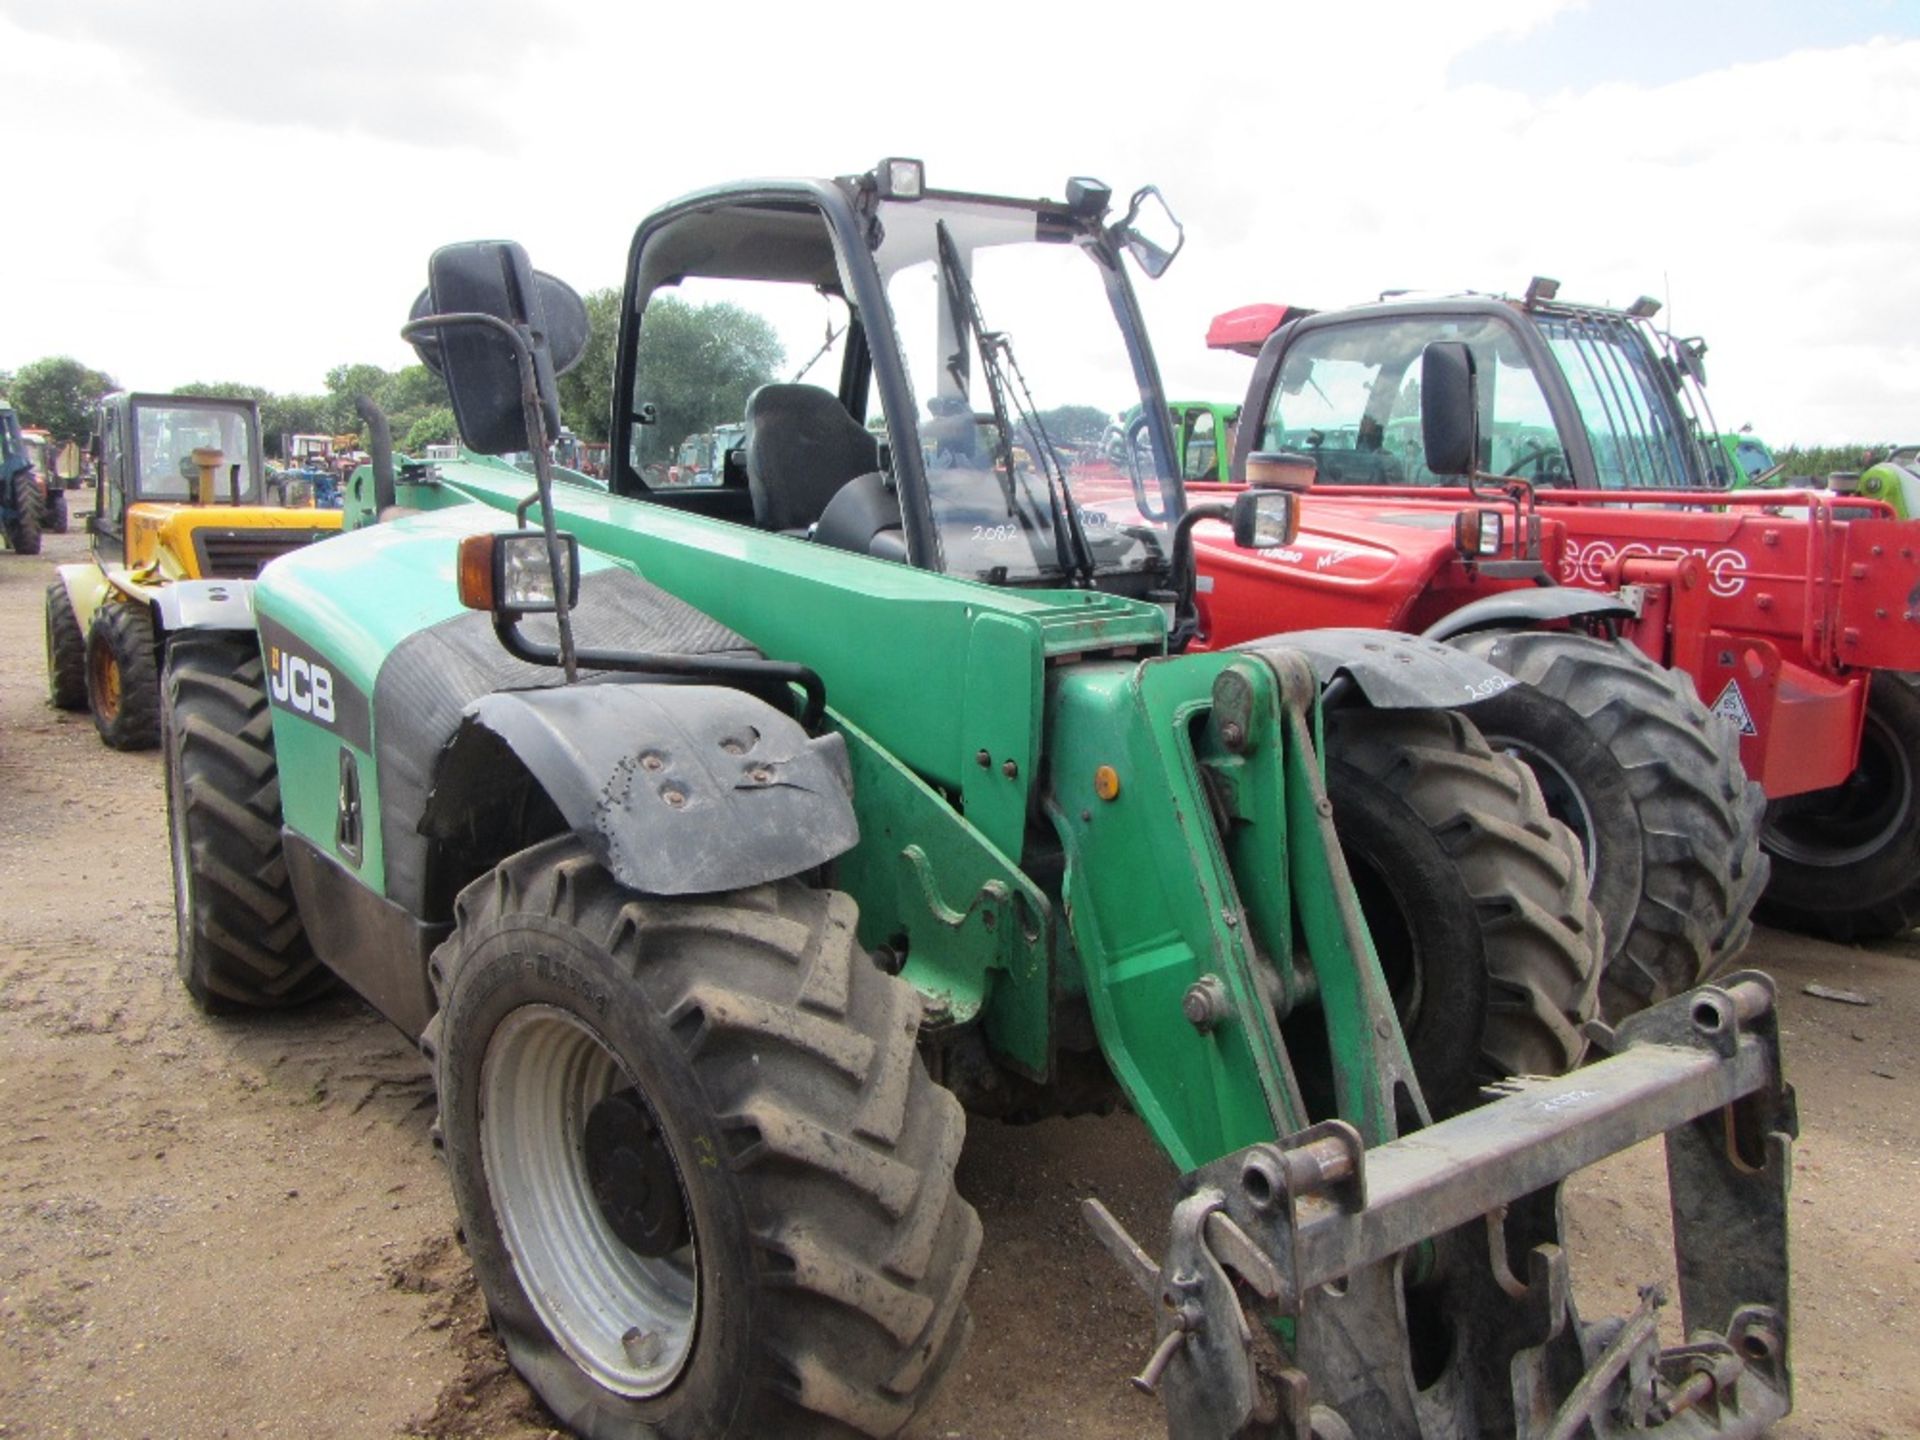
xmin=874 ymin=197 xmax=1179 ymax=584
xmin=132 ymin=403 xmax=259 ymax=501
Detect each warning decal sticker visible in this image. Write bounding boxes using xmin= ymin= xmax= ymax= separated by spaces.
xmin=1710 ymin=679 xmax=1758 ymax=738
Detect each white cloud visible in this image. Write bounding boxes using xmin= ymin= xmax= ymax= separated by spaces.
xmin=2 ymin=1 xmax=1911 ymax=442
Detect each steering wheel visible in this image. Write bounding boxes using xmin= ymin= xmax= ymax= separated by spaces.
xmin=1123 ymin=413 xmax=1170 ymax=523
xmin=1504 ymin=442 xmax=1565 ymax=481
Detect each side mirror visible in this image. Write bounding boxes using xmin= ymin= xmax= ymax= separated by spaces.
xmin=1677 ymin=337 xmax=1708 ymax=387
xmin=1230 ymin=489 xmax=1300 ymax=550
xmin=1421 ymin=342 xmax=1480 ymax=477
xmin=405 ymin=242 xmax=590 ymax=456
xmin=1112 ymin=185 xmax=1185 ymax=279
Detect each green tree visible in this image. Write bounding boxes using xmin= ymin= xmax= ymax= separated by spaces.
xmin=628 ymin=296 xmax=784 ymax=467
xmin=261 ymin=394 xmax=335 ymax=456
xmin=557 ymin=286 xmax=624 ymax=442
xmin=1774 ymin=443 xmax=1878 ymax=480
xmin=402 ymin=407 xmax=458 ymax=453
xmin=388 ymin=363 xmax=450 ymax=414
xmin=1030 ymin=404 xmax=1112 ymax=444
xmin=11 ymin=356 xmax=118 ymax=442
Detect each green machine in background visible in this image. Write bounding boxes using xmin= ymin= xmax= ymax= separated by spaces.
xmin=158 ymin=162 xmax=1793 ymax=1440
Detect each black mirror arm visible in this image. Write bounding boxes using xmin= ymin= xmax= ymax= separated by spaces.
xmin=402 ymin=309 xmax=579 ymax=682
xmin=1167 ymin=501 xmax=1232 ymax=650
xmin=491 ymin=615 xmax=828 ymax=733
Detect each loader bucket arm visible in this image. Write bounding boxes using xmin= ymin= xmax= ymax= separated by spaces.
xmin=1087 ymin=973 xmax=1795 ymax=1439
xmin=1048 ymin=642 xmax=1796 ymax=1438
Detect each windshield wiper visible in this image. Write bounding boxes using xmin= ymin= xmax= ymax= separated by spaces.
xmin=935 ymin=220 xmax=1096 ymax=584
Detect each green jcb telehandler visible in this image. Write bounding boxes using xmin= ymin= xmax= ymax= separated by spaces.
xmin=160 ymin=162 xmax=1793 ymax=1439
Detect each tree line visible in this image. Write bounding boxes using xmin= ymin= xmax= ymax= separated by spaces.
xmin=0 ymin=354 xmax=459 ymax=458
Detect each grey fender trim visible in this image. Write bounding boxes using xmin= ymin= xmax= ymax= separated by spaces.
xmin=151 ymin=578 xmax=258 ymax=633
xmin=1233 ymin=627 xmax=1521 ymax=709
xmin=423 ymin=683 xmax=859 ymax=895
xmin=1420 ymin=587 xmax=1636 ymax=643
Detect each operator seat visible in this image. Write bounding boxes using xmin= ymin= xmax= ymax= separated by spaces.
xmin=743 ymin=384 xmax=882 ymax=533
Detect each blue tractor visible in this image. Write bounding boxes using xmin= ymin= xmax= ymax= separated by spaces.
xmin=1 ymin=405 xmax=47 ymax=555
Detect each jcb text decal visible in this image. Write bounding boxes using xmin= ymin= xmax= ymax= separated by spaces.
xmin=269 ymin=647 xmax=336 ymax=722
xmin=1561 ymin=539 xmax=1749 ymax=598
xmin=255 ymin=615 xmax=372 ymax=749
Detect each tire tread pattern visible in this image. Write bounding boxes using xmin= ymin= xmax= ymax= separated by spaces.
xmin=44 ymin=582 xmax=86 ymax=710
xmin=164 ymin=634 xmax=330 ymax=1010
xmin=1329 ymin=707 xmax=1603 ymax=1084
xmin=5 ymin=470 xmax=42 ymax=555
xmin=86 ymin=603 xmax=161 ymax=750
xmin=1460 ymin=632 xmax=1767 ymax=1016
xmin=433 ymin=838 xmax=979 ymax=1440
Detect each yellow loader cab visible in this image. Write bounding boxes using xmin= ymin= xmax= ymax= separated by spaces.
xmin=44 ymin=391 xmax=342 ymax=750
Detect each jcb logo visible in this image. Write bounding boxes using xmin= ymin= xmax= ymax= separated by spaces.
xmin=269 ymin=646 xmax=337 ymax=724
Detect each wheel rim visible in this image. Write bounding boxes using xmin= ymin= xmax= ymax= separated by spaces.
xmin=1488 ymin=732 xmax=1599 ymax=881
xmin=90 ymin=642 xmax=122 ymax=720
xmin=481 ymin=1005 xmax=698 ymax=1398
xmin=1763 ymin=707 xmax=1914 ymax=868
xmin=44 ymin=605 xmax=59 ymax=696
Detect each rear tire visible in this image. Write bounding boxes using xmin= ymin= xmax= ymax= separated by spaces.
xmin=428 ymin=837 xmax=980 ymax=1439
xmin=1758 ymin=670 xmax=1920 ymax=940
xmin=86 ymin=602 xmax=161 ymax=750
xmin=1454 ymin=631 xmax=1766 ymax=1019
xmin=1325 ymin=707 xmax=1602 ymax=1113
xmin=162 ymin=632 xmax=331 ymax=1011
xmin=44 ymin=489 xmax=69 ymax=535
xmin=44 ymin=583 xmax=87 ymax=710
xmin=5 ymin=471 xmax=42 ymax=555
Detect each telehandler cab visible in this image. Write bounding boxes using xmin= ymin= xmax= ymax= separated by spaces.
xmin=161 ymin=164 xmax=1793 ymax=1439
xmin=44 ymin=391 xmax=341 ymax=749
xmin=1192 ymin=285 xmax=1920 ymax=952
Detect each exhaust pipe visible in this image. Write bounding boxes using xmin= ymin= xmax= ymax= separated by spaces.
xmin=355 ymin=394 xmax=396 ymax=514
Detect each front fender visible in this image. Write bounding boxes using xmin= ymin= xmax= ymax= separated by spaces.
xmin=1233 ymin=627 xmax=1519 ymax=708
xmin=423 ymin=683 xmax=859 ymax=896
xmin=151 ymin=578 xmax=257 ymax=634
xmin=53 ymin=563 xmax=113 ymax=634
xmin=1420 ymin=586 xmax=1636 ymax=643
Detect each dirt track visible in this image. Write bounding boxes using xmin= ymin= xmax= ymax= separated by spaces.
xmin=2 ymin=511 xmax=1917 ymax=1439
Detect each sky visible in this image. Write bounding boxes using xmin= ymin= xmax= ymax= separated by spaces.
xmin=2 ymin=0 xmax=1917 ymax=446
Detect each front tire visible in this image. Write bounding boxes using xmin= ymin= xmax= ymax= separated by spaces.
xmin=45 ymin=582 xmax=87 ymax=710
xmin=428 ymin=838 xmax=980 ymax=1439
xmin=1758 ymin=671 xmax=1920 ymax=940
xmin=1454 ymin=631 xmax=1766 ymax=1019
xmin=162 ymin=633 xmax=331 ymax=1011
xmin=86 ymin=602 xmax=161 ymax=750
xmin=1325 ymin=707 xmax=1602 ymax=1114
xmin=44 ymin=489 xmax=70 ymax=535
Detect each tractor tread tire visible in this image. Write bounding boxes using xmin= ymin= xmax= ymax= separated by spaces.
xmin=163 ymin=633 xmax=331 ymax=1012
xmin=1758 ymin=670 xmax=1920 ymax=941
xmin=1457 ymin=631 xmax=1766 ymax=1018
xmin=86 ymin=603 xmax=162 ymax=750
xmin=44 ymin=583 xmax=87 ymax=711
xmin=1327 ymin=707 xmax=1602 ymax=1105
xmin=5 ymin=470 xmax=42 ymax=555
xmin=44 ymin=489 xmax=69 ymax=535
xmin=431 ymin=836 xmax=978 ymax=1440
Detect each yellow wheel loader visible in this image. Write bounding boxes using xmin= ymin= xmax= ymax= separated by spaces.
xmin=45 ymin=391 xmax=341 ymax=749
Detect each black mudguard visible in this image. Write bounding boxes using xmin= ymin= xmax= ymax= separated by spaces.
xmin=1420 ymin=586 xmax=1636 ymax=643
xmin=1234 ymin=627 xmax=1521 ymax=709
xmin=423 ymin=682 xmax=859 ymax=895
